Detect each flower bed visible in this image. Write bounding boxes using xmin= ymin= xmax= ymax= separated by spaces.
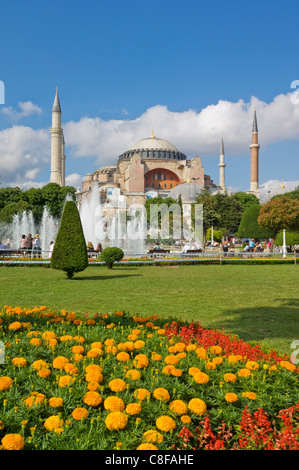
xmin=0 ymin=306 xmax=298 ymax=450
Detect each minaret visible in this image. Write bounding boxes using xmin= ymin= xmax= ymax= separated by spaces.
xmin=218 ymin=137 xmax=226 ymax=190
xmin=50 ymin=88 xmax=65 ymax=186
xmin=249 ymin=109 xmax=260 ymax=198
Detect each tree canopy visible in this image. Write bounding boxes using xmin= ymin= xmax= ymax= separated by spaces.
xmin=258 ymin=196 xmax=299 ymax=236
xmin=238 ymin=204 xmax=275 ymax=239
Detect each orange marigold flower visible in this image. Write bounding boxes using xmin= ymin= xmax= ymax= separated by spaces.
xmin=85 ymin=371 xmax=104 ymax=383
xmin=224 ymin=373 xmax=237 ymax=383
xmin=12 ymin=357 xmax=27 ymax=367
xmin=280 ymin=360 xmax=296 ymax=371
xmin=53 ymin=356 xmax=69 ymax=370
xmin=209 ymin=345 xmax=223 ymax=355
xmin=137 ymin=443 xmax=158 ymax=450
xmin=83 ymin=391 xmax=102 ymax=407
xmin=157 ymin=329 xmax=165 ymax=335
xmin=87 ymin=348 xmax=103 ymax=358
xmin=238 ymin=368 xmax=252 ymax=378
xmin=72 ymin=407 xmax=89 ymax=420
xmin=186 ymin=344 xmax=197 ymax=352
xmin=212 ymin=357 xmax=223 ymax=365
xmin=72 ymin=353 xmax=84 ymax=362
xmin=195 ymin=347 xmax=207 ymax=359
xmin=188 ymin=367 xmax=201 ymax=376
xmin=134 ymin=388 xmax=151 ymax=401
xmin=88 ymin=381 xmax=100 ymax=391
xmin=205 ymin=362 xmax=217 ymax=370
xmin=134 ymin=340 xmax=145 ymax=350
xmin=133 ymin=354 xmax=149 ymax=369
xmin=246 ymin=361 xmax=259 ymax=371
xmin=64 ymin=363 xmax=79 ymax=376
xmin=188 ymin=398 xmax=207 ymax=416
xmin=225 ymin=393 xmax=238 ymax=403
xmin=171 ymin=368 xmax=183 ymax=377
xmin=58 ymin=375 xmax=72 ymax=388
xmin=180 ymin=415 xmax=191 ymax=424
xmin=242 ymin=392 xmax=257 ymax=400
xmin=153 ymin=388 xmax=170 ymax=401
xmin=104 ymin=338 xmax=116 ymax=346
xmin=109 ymin=378 xmax=127 ymax=392
xmin=44 ymin=415 xmax=64 ymax=431
xmin=42 ymin=331 xmax=57 ymax=341
xmin=85 ymin=364 xmax=103 ymax=374
xmin=125 ymin=369 xmax=141 ymax=381
xmin=193 ymin=371 xmax=209 ymax=384
xmin=105 ymin=412 xmax=128 ymax=431
xmin=162 ymin=365 xmax=175 ymax=375
xmin=151 ymin=353 xmax=162 ymax=361
xmin=1 ymin=433 xmax=25 ymax=450
xmin=142 ymin=430 xmax=163 ymax=443
xmin=125 ymin=403 xmax=142 ymax=415
xmin=8 ymin=321 xmax=22 ymax=330
xmin=90 ymin=341 xmax=102 ymax=349
xmin=30 ymin=337 xmax=42 ymax=346
xmin=228 ymin=354 xmax=243 ymax=363
xmin=23 ymin=392 xmax=45 ymax=408
xmin=37 ymin=367 xmax=51 ymax=378
xmin=106 ymin=345 xmax=118 ymax=355
xmin=49 ymin=397 xmax=64 ymax=408
xmin=156 ymin=416 xmax=176 ymax=432
xmin=104 ymin=396 xmax=125 ymax=412
xmin=128 ymin=333 xmax=138 ymax=341
xmin=116 ymin=351 xmax=131 ymax=362
xmin=72 ymin=345 xmax=85 ymax=354
xmin=32 ymin=359 xmax=48 ymax=370
xmin=164 ymin=354 xmax=179 ymax=365
xmin=0 ymin=376 xmax=13 ymax=391
xmin=169 ymin=399 xmax=188 ymax=415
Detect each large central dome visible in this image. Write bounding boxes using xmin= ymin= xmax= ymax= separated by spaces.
xmin=118 ymin=132 xmax=187 ymax=161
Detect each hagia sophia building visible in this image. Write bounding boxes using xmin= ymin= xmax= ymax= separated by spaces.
xmin=50 ymin=89 xmax=261 ymax=207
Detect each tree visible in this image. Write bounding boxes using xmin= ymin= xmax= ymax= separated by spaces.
xmin=194 ymin=188 xmax=220 ymax=247
xmin=0 ymin=200 xmax=31 ymax=224
xmin=212 ymin=192 xmax=244 ymax=235
xmin=235 ymin=192 xmax=260 ymax=210
xmin=238 ymin=204 xmax=275 ymax=239
xmin=99 ymin=247 xmax=124 ymax=269
xmin=275 ymin=230 xmax=299 ymax=248
xmin=50 ymin=200 xmax=88 ymax=279
xmin=258 ymin=197 xmax=299 ymax=236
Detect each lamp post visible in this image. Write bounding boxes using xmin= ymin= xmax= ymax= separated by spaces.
xmin=282 ymin=228 xmax=286 ymax=258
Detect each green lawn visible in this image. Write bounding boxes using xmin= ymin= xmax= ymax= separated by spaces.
xmin=1 ymin=264 xmax=298 ymax=356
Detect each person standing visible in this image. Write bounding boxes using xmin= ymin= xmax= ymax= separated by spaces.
xmin=33 ymin=234 xmax=41 ymax=258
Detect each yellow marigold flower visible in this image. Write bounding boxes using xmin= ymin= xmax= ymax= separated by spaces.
xmin=137 ymin=443 xmax=158 ymax=450
xmin=134 ymin=388 xmax=151 ymax=401
xmin=133 ymin=354 xmax=149 ymax=369
xmin=164 ymin=354 xmax=179 ymax=365
xmin=116 ymin=351 xmax=131 ymax=362
xmin=1 ymin=433 xmax=25 ymax=450
xmin=58 ymin=375 xmax=72 ymax=388
xmin=134 ymin=340 xmax=145 ymax=350
xmin=224 ymin=373 xmax=237 ymax=383
xmin=180 ymin=415 xmax=191 ymax=424
xmin=246 ymin=361 xmax=259 ymax=371
xmin=125 ymin=403 xmax=142 ymax=415
xmin=225 ymin=393 xmax=238 ymax=403
xmin=64 ymin=363 xmax=79 ymax=376
xmin=188 ymin=367 xmax=201 ymax=376
xmin=153 ymin=388 xmax=170 ymax=401
xmin=32 ymin=359 xmax=48 ymax=370
xmin=228 ymin=355 xmax=243 ymax=363
xmin=171 ymin=368 xmax=183 ymax=377
xmin=104 ymin=396 xmax=125 ymax=412
xmin=85 ymin=370 xmax=103 ymax=383
xmin=44 ymin=415 xmax=64 ymax=431
xmin=205 ymin=362 xmax=217 ymax=370
xmin=280 ymin=360 xmax=296 ymax=371
xmin=109 ymin=378 xmax=127 ymax=392
xmin=53 ymin=356 xmax=69 ymax=370
xmin=105 ymin=412 xmax=128 ymax=431
xmin=91 ymin=341 xmax=103 ymax=349
xmin=125 ymin=369 xmax=141 ymax=381
xmin=242 ymin=392 xmax=257 ymax=400
xmin=37 ymin=367 xmax=51 ymax=378
xmin=193 ymin=371 xmax=209 ymax=384
xmin=49 ymin=397 xmax=64 ymax=408
xmin=142 ymin=430 xmax=163 ymax=443
xmin=0 ymin=376 xmax=13 ymax=391
xmin=188 ymin=398 xmax=207 ymax=416
xmin=83 ymin=391 xmax=102 ymax=407
xmin=151 ymin=353 xmax=162 ymax=361
xmin=169 ymin=399 xmax=188 ymax=415
xmin=196 ymin=347 xmax=207 ymax=359
xmin=72 ymin=407 xmax=89 ymax=420
xmin=238 ymin=368 xmax=252 ymax=378
xmin=8 ymin=321 xmax=22 ymax=330
xmin=156 ymin=416 xmax=176 ymax=432
xmin=12 ymin=357 xmax=27 ymax=367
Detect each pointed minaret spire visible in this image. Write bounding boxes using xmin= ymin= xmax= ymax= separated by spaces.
xmin=52 ymin=87 xmax=61 ymax=113
xmin=249 ymin=108 xmax=260 ymax=199
xmin=50 ymin=88 xmax=65 ymax=186
xmin=218 ymin=136 xmax=226 ymax=190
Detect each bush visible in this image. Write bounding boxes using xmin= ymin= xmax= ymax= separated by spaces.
xmin=99 ymin=247 xmax=124 ymax=269
xmin=238 ymin=204 xmax=274 ymax=238
xmin=50 ymin=201 xmax=88 ymax=279
xmin=275 ymin=230 xmax=299 ymax=247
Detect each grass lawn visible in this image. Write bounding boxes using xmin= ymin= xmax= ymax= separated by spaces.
xmin=1 ymin=263 xmax=298 ymax=356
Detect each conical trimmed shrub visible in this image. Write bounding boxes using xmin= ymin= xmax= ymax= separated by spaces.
xmin=51 ymin=200 xmax=88 ymax=278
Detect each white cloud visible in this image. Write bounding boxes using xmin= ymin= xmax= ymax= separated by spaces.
xmin=65 ymin=173 xmax=82 ymax=189
xmin=63 ymin=93 xmax=299 ymax=165
xmin=259 ymin=179 xmax=299 ymax=202
xmin=1 ymin=101 xmax=42 ymax=121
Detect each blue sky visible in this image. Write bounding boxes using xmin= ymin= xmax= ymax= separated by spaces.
xmin=1 ymin=0 xmax=299 ymax=199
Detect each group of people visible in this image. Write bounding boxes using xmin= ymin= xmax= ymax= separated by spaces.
xmin=18 ymin=233 xmax=42 ymax=258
